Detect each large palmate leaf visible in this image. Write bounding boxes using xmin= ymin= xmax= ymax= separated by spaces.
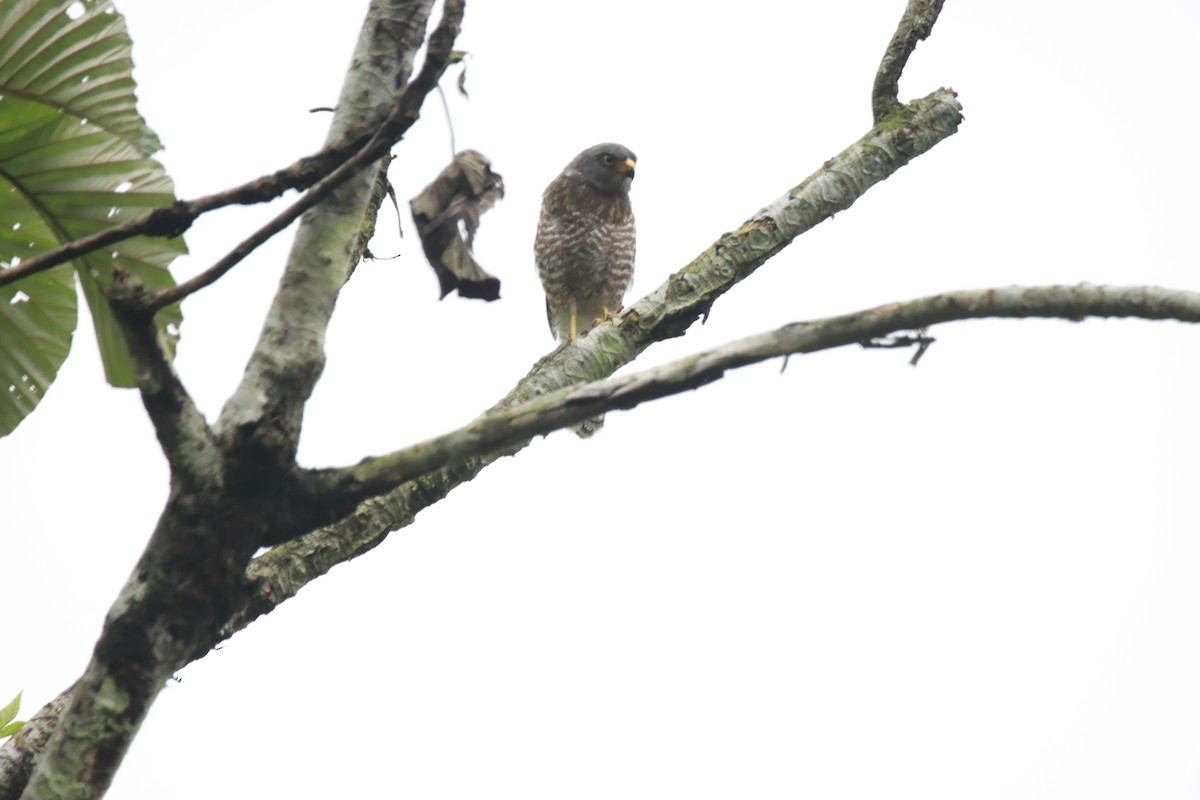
xmin=0 ymin=0 xmax=185 ymax=437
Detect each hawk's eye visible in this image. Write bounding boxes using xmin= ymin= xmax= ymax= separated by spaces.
xmin=600 ymin=154 xmax=615 ymax=166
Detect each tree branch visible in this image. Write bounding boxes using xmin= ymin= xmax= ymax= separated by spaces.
xmin=872 ymin=0 xmax=947 ymax=122
xmin=213 ymin=0 xmax=460 ymax=471
xmin=218 ymin=465 xmax=480 ymax=639
xmin=0 ymin=129 xmax=379 ymax=292
xmin=302 ymin=283 xmax=1200 ymax=509
xmin=107 ymin=271 xmax=218 ymax=481
xmin=0 ymin=685 xmax=73 ymax=800
xmin=216 ymin=281 xmax=1200 ymax=640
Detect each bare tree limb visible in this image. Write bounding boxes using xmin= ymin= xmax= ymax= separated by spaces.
xmin=218 ymin=282 xmax=1200 ymax=639
xmin=218 ymin=464 xmax=479 ymax=638
xmin=301 ymin=283 xmax=1200 ymax=509
xmin=212 ymin=0 xmax=461 ymax=474
xmin=0 ymin=131 xmax=377 ymax=292
xmin=0 ymin=685 xmax=73 ymax=800
xmin=872 ymin=0 xmax=947 ymax=122
xmin=107 ymin=271 xmax=218 ymax=481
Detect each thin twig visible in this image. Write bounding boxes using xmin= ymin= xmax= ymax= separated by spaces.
xmin=435 ymin=84 xmax=456 ymax=158
xmin=860 ymin=327 xmax=936 ymax=365
xmin=0 ymin=134 xmax=372 ymax=290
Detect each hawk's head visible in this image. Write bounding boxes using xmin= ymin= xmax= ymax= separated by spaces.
xmin=568 ymin=143 xmax=636 ymax=195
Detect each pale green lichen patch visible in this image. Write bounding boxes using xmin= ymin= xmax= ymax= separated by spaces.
xmin=94 ymin=678 xmax=131 ymax=717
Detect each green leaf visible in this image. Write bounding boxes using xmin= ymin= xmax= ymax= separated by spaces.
xmin=0 ymin=691 xmax=20 ymax=729
xmin=0 ymin=0 xmax=186 ymax=437
xmin=0 ymin=720 xmax=24 ymax=738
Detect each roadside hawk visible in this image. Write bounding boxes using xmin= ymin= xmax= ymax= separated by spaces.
xmin=534 ymin=143 xmax=637 ymax=436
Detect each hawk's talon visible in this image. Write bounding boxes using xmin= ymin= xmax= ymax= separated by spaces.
xmin=591 ymin=304 xmax=625 ymax=329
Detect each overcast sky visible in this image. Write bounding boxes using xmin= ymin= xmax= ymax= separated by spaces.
xmin=4 ymin=0 xmax=1200 ymax=797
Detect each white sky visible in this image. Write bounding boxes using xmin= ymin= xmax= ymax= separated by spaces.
xmin=4 ymin=0 xmax=1200 ymax=797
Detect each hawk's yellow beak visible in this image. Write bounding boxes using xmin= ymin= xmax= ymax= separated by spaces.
xmin=622 ymin=157 xmax=636 ymax=178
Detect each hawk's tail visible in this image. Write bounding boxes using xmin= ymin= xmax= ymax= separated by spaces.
xmin=571 ymin=413 xmax=605 ymax=438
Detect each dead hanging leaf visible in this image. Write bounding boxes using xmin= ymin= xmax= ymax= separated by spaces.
xmin=410 ymin=150 xmax=504 ymax=301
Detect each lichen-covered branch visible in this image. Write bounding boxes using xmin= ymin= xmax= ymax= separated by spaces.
xmin=218 ymin=459 xmax=491 ymax=638
xmin=213 ymin=0 xmax=459 ymax=473
xmin=107 ymin=271 xmax=218 ymax=482
xmin=299 ymin=283 xmax=1200 ymax=510
xmin=872 ymin=0 xmax=947 ymax=122
xmin=0 ymin=686 xmax=72 ymax=800
xmin=214 ymin=281 xmax=1200 ymax=641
